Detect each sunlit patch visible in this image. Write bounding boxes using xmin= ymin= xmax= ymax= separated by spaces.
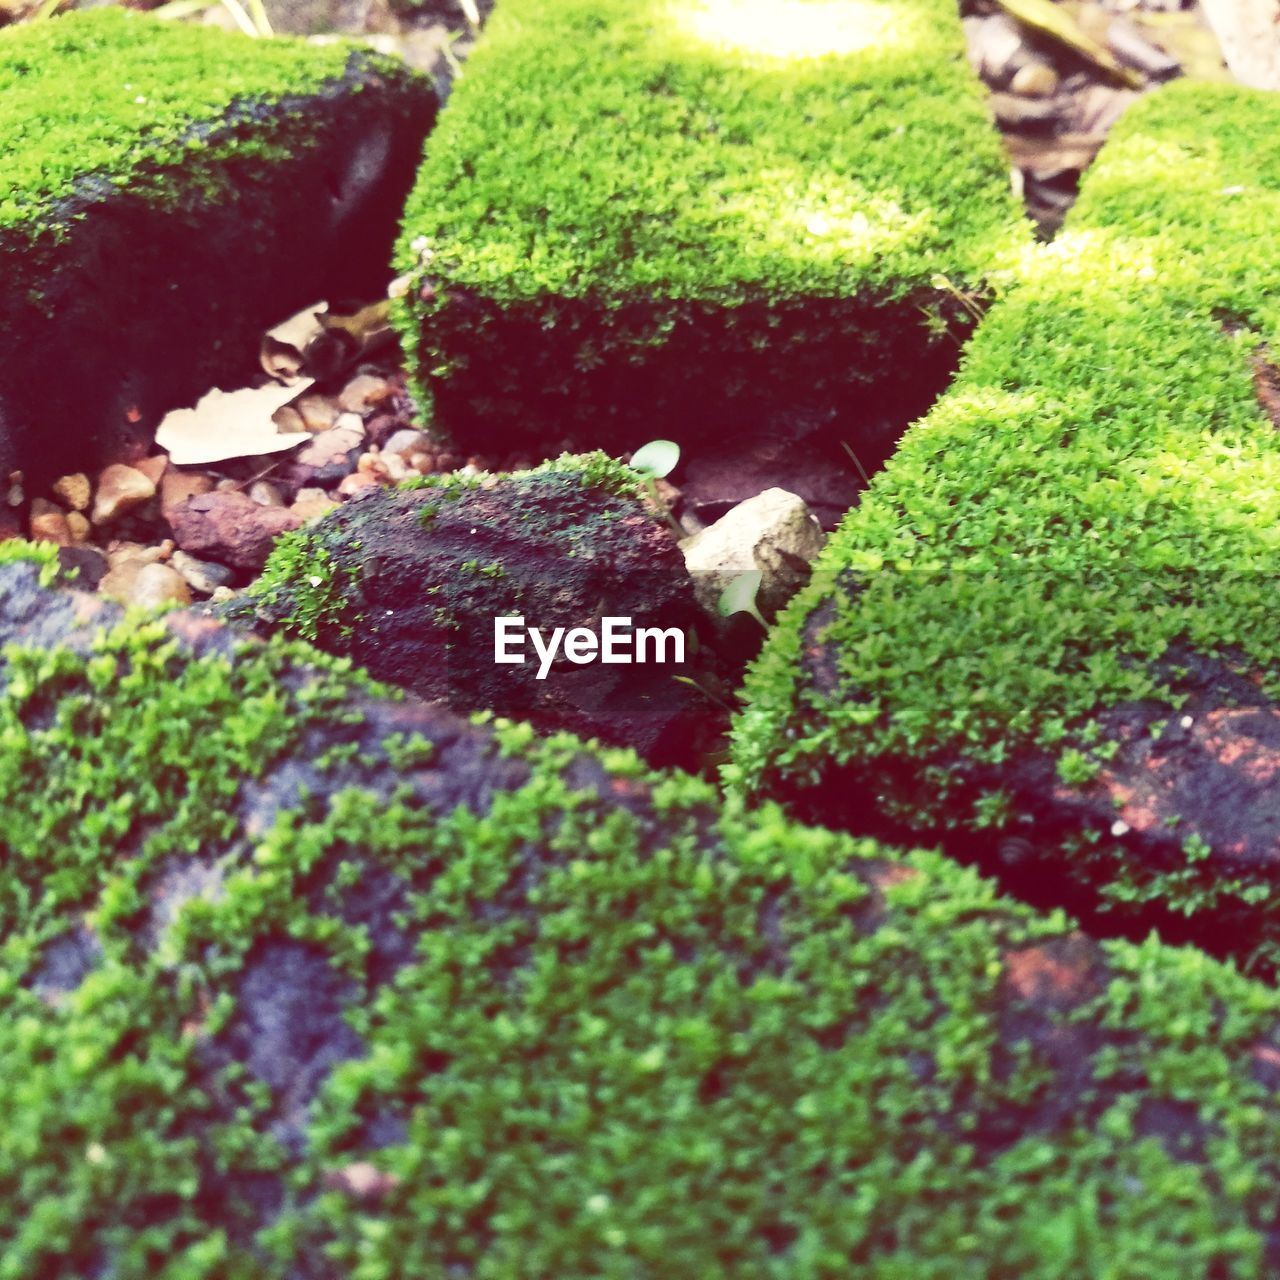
xmin=678 ymin=0 xmax=896 ymax=61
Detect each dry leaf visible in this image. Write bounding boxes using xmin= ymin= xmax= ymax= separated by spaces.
xmin=259 ymin=302 xmax=328 ymax=382
xmin=156 ymin=380 xmax=314 ymax=466
xmin=996 ymin=0 xmax=1143 ymax=87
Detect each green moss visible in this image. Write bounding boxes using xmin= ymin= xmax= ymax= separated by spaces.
xmin=3 ymin=595 xmax=1280 ymax=1269
xmin=254 ymin=452 xmax=642 ymax=646
xmin=0 ymin=10 xmax=360 ymax=234
xmin=731 ymin=83 xmax=1280 ymax=933
xmin=392 ymin=0 xmax=1027 ymax=445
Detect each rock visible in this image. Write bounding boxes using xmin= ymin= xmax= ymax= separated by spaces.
xmin=51 ymin=473 xmax=90 ymax=512
xmin=54 ymin=545 xmax=108 ymax=590
xmin=962 ymin=12 xmax=1032 ymax=88
xmin=246 ymin=461 xmax=719 ymax=769
xmin=381 ymin=428 xmax=434 ymax=459
xmin=271 ymin=405 xmax=307 ymax=435
xmin=1010 ymin=62 xmax=1059 ymax=98
xmin=285 ymin=419 xmax=366 ymax=487
xmin=160 ymin=468 xmax=217 ymax=517
xmin=133 ymin=454 xmax=168 ymax=487
xmin=248 ymin=481 xmax=286 ymax=508
xmin=169 ymin=490 xmax=303 ymax=572
xmin=290 ymin=488 xmax=339 ymax=521
xmin=127 ymin=563 xmax=193 ymax=609
xmin=0 ymin=11 xmax=439 ymax=491
xmin=92 ymin=464 xmax=156 ymax=526
xmin=337 ymin=471 xmax=381 ymax=497
xmin=171 ymin=550 xmax=236 ymax=596
xmin=337 ymin=374 xmax=394 ymax=415
xmin=0 ymin=555 xmax=1278 ymax=1271
xmin=680 ymin=488 xmax=825 ymax=619
xmin=65 ymin=512 xmax=91 ymax=545
xmin=28 ymin=498 xmax=72 ymax=546
xmin=293 ymin=393 xmax=340 ymax=433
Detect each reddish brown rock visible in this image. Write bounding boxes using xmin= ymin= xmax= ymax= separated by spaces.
xmin=169 ymin=490 xmax=302 ymax=572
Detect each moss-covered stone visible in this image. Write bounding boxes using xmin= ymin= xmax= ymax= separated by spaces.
xmin=732 ymin=82 xmax=1280 ymax=974
xmin=0 ymin=9 xmax=436 ymax=485
xmin=245 ymin=455 xmax=719 ymax=768
xmin=392 ymin=0 xmax=1027 ymax=456
xmin=4 ymin=559 xmax=1280 ymax=1272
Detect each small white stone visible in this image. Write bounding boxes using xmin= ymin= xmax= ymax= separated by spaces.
xmin=1180 ymin=715 xmax=1194 ymax=729
xmin=308 ymin=575 xmax=324 ymax=587
xmin=1111 ymin=820 xmax=1130 ymax=837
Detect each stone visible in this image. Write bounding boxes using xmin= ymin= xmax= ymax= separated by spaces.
xmin=51 ymin=473 xmax=90 ymax=512
xmin=293 ymin=393 xmax=340 ymax=433
xmin=337 ymin=472 xmax=380 ymax=497
xmin=337 ymin=374 xmax=394 ymax=415
xmin=171 ymin=550 xmax=236 ymax=596
xmin=0 ymin=11 xmax=439 ymax=491
xmin=1010 ymin=62 xmax=1059 ymax=98
xmin=290 ymin=488 xmax=339 ymax=522
xmin=0 ymin=555 xmax=1277 ymax=1273
xmin=679 ymin=488 xmax=825 ymax=619
xmin=247 ymin=481 xmax=286 ymax=508
xmin=381 ymin=428 xmax=433 ymax=459
xmin=127 ymin=563 xmax=193 ymax=609
xmin=92 ymin=464 xmax=156 ymax=526
xmin=133 ymin=454 xmax=169 ymax=487
xmin=28 ymin=499 xmax=72 ymax=546
xmin=246 ymin=464 xmax=719 ymax=769
xmin=65 ymin=512 xmax=92 ymax=544
xmin=168 ymin=490 xmax=303 ymax=572
xmin=160 ymin=468 xmax=216 ymax=517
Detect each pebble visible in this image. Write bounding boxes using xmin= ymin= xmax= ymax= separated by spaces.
xmin=133 ymin=455 xmax=168 ymax=487
xmin=168 ymin=490 xmax=303 ymax=572
xmin=92 ymin=464 xmax=156 ymax=526
xmin=128 ymin=563 xmax=193 ymax=609
xmin=171 ymin=550 xmax=236 ymax=596
xmin=51 ymin=473 xmax=90 ymax=512
xmin=160 ymin=468 xmax=216 ymax=517
xmin=66 ymin=512 xmax=92 ymax=544
xmin=338 ymin=374 xmax=394 ymax=415
xmin=1011 ymin=62 xmax=1059 ymax=98
xmin=382 ymin=428 xmax=433 ymax=459
xmin=29 ymin=498 xmax=72 ymax=546
xmin=248 ymin=480 xmax=286 ymax=508
xmin=297 ymin=421 xmax=366 ymax=469
xmin=337 ymin=472 xmax=380 ymax=497
xmin=290 ymin=487 xmax=339 ymax=521
xmin=294 ymin=393 xmax=339 ymax=433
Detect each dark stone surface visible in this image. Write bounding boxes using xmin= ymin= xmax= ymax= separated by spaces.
xmin=0 ymin=53 xmax=437 ymax=489
xmin=249 ymin=475 xmax=724 ymax=769
xmin=777 ymin=623 xmax=1280 ymax=975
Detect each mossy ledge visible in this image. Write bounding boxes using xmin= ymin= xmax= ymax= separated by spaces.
xmin=732 ymin=82 xmax=1280 ymax=976
xmin=392 ymin=0 xmax=1027 ymax=456
xmin=0 ymin=9 xmax=436 ymax=486
xmin=3 ymin=554 xmax=1280 ymax=1271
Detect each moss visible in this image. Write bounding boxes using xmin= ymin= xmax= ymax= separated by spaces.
xmin=392 ymin=0 xmax=1027 ymax=447
xmin=0 ymin=10 xmax=361 ymax=233
xmin=731 ymin=83 xmax=1280 ymax=944
xmin=4 ymin=580 xmax=1280 ymax=1269
xmin=252 ymin=452 xmax=642 ymax=646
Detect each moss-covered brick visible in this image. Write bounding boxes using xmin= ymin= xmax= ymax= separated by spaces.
xmin=3 ymin=558 xmax=1280 ymax=1272
xmin=0 ymin=9 xmax=436 ymax=485
xmin=392 ymin=0 xmax=1027 ymax=456
xmin=243 ymin=454 xmax=719 ymax=768
xmin=732 ymin=81 xmax=1280 ymax=975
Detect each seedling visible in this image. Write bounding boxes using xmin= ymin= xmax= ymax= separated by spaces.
xmin=717 ymin=570 xmax=767 ymax=631
xmin=628 ymin=439 xmax=683 ymax=535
